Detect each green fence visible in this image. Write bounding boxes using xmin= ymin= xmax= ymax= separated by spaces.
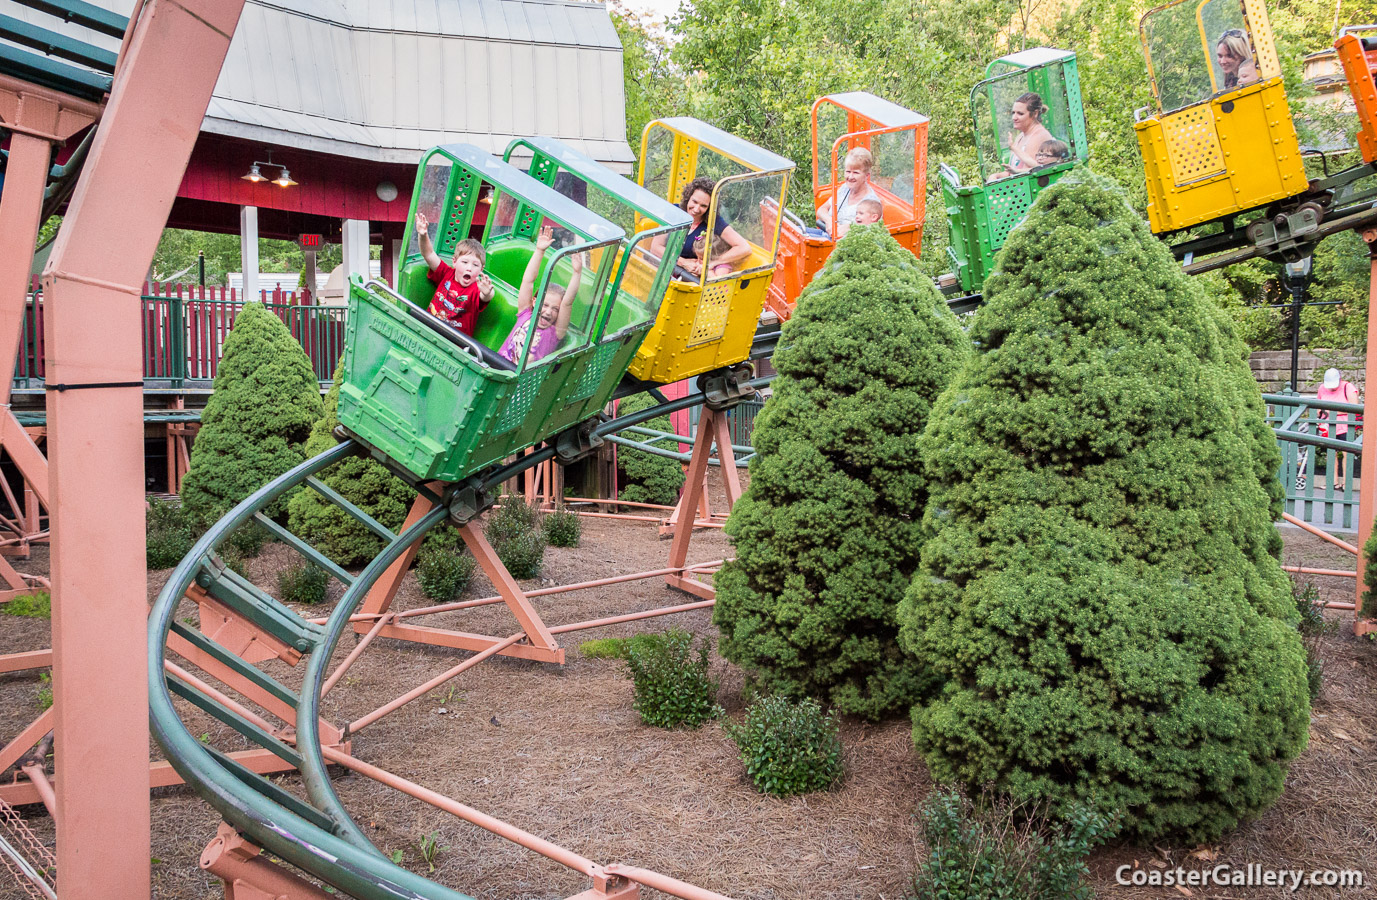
xmin=1265 ymin=391 xmax=1363 ymax=531
xmin=16 ymin=284 xmax=347 ymax=385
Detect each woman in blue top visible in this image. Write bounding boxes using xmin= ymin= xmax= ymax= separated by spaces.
xmin=655 ymin=177 xmax=752 ymax=279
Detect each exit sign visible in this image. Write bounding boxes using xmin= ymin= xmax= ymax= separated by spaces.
xmin=297 ymin=233 xmax=323 ymax=249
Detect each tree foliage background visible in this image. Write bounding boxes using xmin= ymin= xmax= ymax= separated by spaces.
xmin=614 ymin=0 xmax=1377 ymax=356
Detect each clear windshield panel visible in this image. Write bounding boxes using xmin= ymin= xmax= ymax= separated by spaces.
xmin=1201 ymin=0 xmax=1255 ymax=93
xmin=814 ymin=102 xmax=850 ymax=190
xmin=973 ymin=66 xmax=1080 ymax=182
xmin=703 ymin=171 xmax=787 ymax=280
xmin=604 ymin=230 xmax=679 ymax=339
xmin=518 ymin=240 xmax=618 ymax=369
xmin=409 ymin=156 xmax=457 ymax=257
xmin=869 ymin=128 xmax=919 ymax=213
xmin=1143 ymin=0 xmax=1248 ymax=112
xmin=641 ymin=125 xmax=676 ymax=204
xmin=485 ymin=186 xmax=521 ymax=243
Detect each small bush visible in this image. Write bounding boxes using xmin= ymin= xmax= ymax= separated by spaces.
xmin=147 ymin=498 xmax=196 ymax=570
xmin=278 ymin=561 xmax=329 ymax=605
xmin=416 ymin=528 xmax=477 ymax=601
xmin=217 ymin=546 xmax=247 ymax=579
xmin=227 ymin=521 xmax=271 ymax=558
xmin=729 ymin=696 xmax=843 ymax=797
xmin=624 ymin=629 xmax=719 ymax=728
xmin=1293 ymin=583 xmax=1330 ymax=702
xmin=907 ymin=788 xmax=1117 ymax=900
xmin=2 ymin=591 xmax=50 ymax=618
xmin=579 ymin=633 xmax=666 ymax=660
xmin=543 ymin=505 xmax=581 ymax=547
xmin=485 ymin=496 xmax=545 ymax=579
xmin=37 ymin=672 xmax=52 ymax=711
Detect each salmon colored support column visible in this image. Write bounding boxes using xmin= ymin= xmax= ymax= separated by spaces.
xmin=41 ymin=2 xmax=246 ymax=898
xmin=1357 ymin=230 xmax=1377 ymax=633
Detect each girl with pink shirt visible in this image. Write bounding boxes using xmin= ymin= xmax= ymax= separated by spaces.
xmin=499 ymin=225 xmax=583 ymax=366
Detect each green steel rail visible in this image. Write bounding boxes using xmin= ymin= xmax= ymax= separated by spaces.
xmin=147 ymin=375 xmax=769 ymax=898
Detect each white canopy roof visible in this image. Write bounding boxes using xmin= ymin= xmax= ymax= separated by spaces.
xmin=4 ymin=0 xmax=635 ymax=170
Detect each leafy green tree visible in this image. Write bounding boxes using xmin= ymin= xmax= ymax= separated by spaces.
xmin=150 ymin=228 xmax=343 ymax=288
xmin=713 ymin=225 xmax=970 ymax=719
xmin=898 ymin=176 xmax=1310 ymax=843
xmin=611 ymin=1 xmax=692 ymax=153
xmin=286 ymin=366 xmax=415 ymax=566
xmin=180 ymin=303 xmax=324 ymax=522
xmin=615 ymin=392 xmax=686 ymax=505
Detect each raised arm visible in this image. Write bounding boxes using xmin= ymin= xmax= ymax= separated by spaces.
xmin=554 ymin=252 xmax=583 ymax=341
xmin=415 ymin=212 xmax=442 ymax=271
xmin=517 ymin=225 xmax=556 ymax=313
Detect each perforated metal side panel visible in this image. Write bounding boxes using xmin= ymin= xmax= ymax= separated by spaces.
xmin=686 ymin=282 xmax=734 ymax=348
xmin=569 ymin=341 xmax=620 ymax=403
xmin=986 ymin=180 xmax=1034 ymax=247
xmin=493 ymin=367 xmax=549 ymax=434
xmin=1161 ymin=106 xmax=1226 ymax=186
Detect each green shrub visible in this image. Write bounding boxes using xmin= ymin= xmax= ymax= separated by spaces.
xmin=897 ymin=175 xmax=1309 ymax=843
xmin=2 ymin=591 xmax=50 ymax=618
xmin=217 ymin=546 xmax=247 ymax=579
xmin=416 ymin=526 xmax=477 ymax=601
xmin=907 ymin=789 xmax=1116 ymax=900
xmin=542 ymin=505 xmax=581 ymax=547
xmin=37 ymin=672 xmax=52 ymax=711
xmin=579 ymin=633 xmax=665 ymax=660
xmin=287 ymin=365 xmax=415 ymax=566
xmin=225 ymin=521 xmax=271 ymax=558
xmin=1294 ymin=582 xmax=1330 ymax=702
xmin=146 ymin=497 xmax=196 ymax=570
xmin=485 ymin=496 xmax=545 ymax=579
xmin=729 ymin=696 xmax=843 ymax=796
xmin=1362 ymin=523 xmax=1377 ymax=619
xmin=180 ymin=302 xmax=324 ymax=524
xmin=278 ymin=561 xmax=329 ymax=605
xmin=624 ymin=629 xmax=719 ymax=728
xmin=615 ymin=392 xmax=685 ymax=505
xmin=714 ymin=225 xmax=970 ymax=720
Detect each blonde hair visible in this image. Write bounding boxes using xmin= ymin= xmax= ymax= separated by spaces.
xmin=1217 ymin=29 xmax=1253 ymax=66
xmin=844 ymin=147 xmax=873 ymax=174
xmin=856 ymin=198 xmax=883 ymax=220
xmin=452 ymin=238 xmax=485 ymax=265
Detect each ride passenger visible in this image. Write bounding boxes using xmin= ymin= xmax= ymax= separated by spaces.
xmin=414 ymin=211 xmax=496 ymax=336
xmin=693 ymin=233 xmax=739 ymax=277
xmin=499 ymin=225 xmax=583 ymax=365
xmin=1217 ymin=29 xmax=1260 ymax=89
xmin=651 ymin=177 xmax=752 ymax=280
xmin=852 ymin=198 xmax=884 ymax=226
xmin=815 ymin=147 xmax=882 ymax=238
xmin=996 ymin=92 xmax=1054 ymax=177
xmin=1035 ymin=139 xmax=1070 ymax=167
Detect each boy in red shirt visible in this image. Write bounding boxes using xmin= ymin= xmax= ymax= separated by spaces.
xmin=414 ymin=211 xmax=495 ymax=335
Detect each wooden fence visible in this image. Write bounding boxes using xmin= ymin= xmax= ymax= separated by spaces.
xmin=17 ymin=278 xmax=347 ymax=384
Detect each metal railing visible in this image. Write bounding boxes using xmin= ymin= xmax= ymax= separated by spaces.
xmin=1265 ymin=390 xmax=1364 ymax=531
xmin=16 ymin=283 xmax=347 ymax=386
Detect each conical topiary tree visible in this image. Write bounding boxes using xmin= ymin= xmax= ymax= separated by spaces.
xmin=713 ymin=224 xmax=971 ymax=720
xmin=615 ymin=392 xmax=685 ymax=506
xmin=897 ymin=175 xmax=1309 ymax=843
xmin=286 ymin=365 xmax=415 ymax=566
xmin=181 ymin=303 xmax=324 ymax=523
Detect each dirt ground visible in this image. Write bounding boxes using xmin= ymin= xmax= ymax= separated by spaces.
xmin=2 ymin=479 xmax=1375 ymax=899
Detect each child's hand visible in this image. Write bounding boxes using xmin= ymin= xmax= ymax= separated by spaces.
xmin=536 ymin=225 xmax=555 ymax=251
xmin=478 ymin=274 xmax=493 ymax=297
xmin=415 ymin=211 xmax=429 ymax=233
xmin=571 ymin=252 xmax=584 ymax=273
